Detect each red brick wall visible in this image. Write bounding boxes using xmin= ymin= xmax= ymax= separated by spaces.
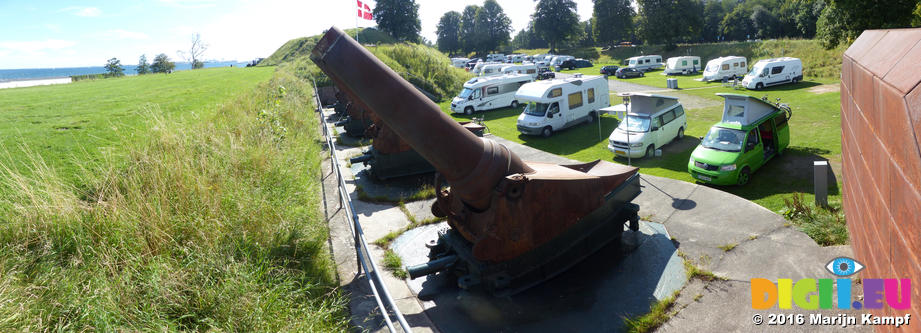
xmin=841 ymin=29 xmax=921 ymax=331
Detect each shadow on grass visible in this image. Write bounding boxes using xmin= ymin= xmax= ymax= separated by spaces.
xmin=745 ymin=80 xmax=822 ymax=92
xmin=516 ymin=116 xmax=620 ymax=156
xmin=448 ymin=105 xmax=525 ymax=122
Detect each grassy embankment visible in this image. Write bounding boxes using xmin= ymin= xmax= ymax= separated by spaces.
xmin=0 ymin=66 xmax=349 ymax=330
xmin=450 ymin=40 xmax=847 ymax=233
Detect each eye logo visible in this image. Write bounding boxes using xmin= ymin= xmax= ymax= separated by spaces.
xmin=826 ymin=257 xmax=864 ymax=276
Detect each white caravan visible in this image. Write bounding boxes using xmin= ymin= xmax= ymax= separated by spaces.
xmin=507 ymin=54 xmax=525 ymax=63
xmin=515 ymin=75 xmax=610 ymax=137
xmin=549 ymin=55 xmax=575 ymax=67
xmin=501 ymin=64 xmax=539 ymax=80
xmin=451 ymin=58 xmax=471 ymax=68
xmin=606 ymin=93 xmax=688 ymax=158
xmin=741 ymin=57 xmax=803 ymax=90
xmin=479 ymin=63 xmax=509 ymax=77
xmin=663 ymin=56 xmax=702 ymax=75
xmin=626 ymin=55 xmax=663 ymax=71
xmin=471 ymin=61 xmax=502 ymax=75
xmin=702 ymin=56 xmax=748 ymax=81
xmin=451 ymin=74 xmax=533 ymax=115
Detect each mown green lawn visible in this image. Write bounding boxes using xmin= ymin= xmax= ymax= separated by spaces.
xmin=0 ymin=66 xmax=275 ymax=184
xmin=440 ymin=76 xmax=842 ymax=214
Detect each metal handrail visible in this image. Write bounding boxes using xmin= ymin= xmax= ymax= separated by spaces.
xmin=312 ymin=81 xmax=412 ymax=332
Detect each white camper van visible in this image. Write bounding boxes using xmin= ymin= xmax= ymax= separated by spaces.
xmin=626 ymin=55 xmax=663 ymax=71
xmin=515 ymin=75 xmax=610 ymax=137
xmin=478 ymin=63 xmax=510 ymax=77
xmin=471 ymin=61 xmax=502 ymax=76
xmin=486 ymin=53 xmax=506 ymax=62
xmin=606 ymin=93 xmax=688 ymax=158
xmin=451 ymin=74 xmax=533 ymax=115
xmin=702 ymin=56 xmax=748 ymax=81
xmin=451 ymin=58 xmax=471 ymax=68
xmin=501 ymin=64 xmax=539 ymax=80
xmin=507 ymin=54 xmax=525 ymax=63
xmin=663 ymin=56 xmax=702 ymax=75
xmin=741 ymin=57 xmax=803 ymax=90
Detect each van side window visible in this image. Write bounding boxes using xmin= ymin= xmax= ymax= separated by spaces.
xmin=693 ymin=59 xmax=699 ymax=65
xmin=487 ymin=86 xmax=499 ymax=95
xmin=653 ymin=116 xmax=662 ymax=129
xmin=733 ymin=62 xmax=738 ymax=67
xmin=662 ymin=110 xmax=676 ymax=124
xmin=656 ymin=58 xmax=661 ymax=62
xmin=674 ymin=106 xmax=685 ymax=118
xmin=548 ymin=88 xmax=562 ymax=98
xmin=527 ymin=69 xmax=536 ymax=74
xmin=722 ymin=64 xmax=730 ymax=70
xmin=771 ymin=66 xmax=784 ymax=75
xmin=682 ymin=60 xmax=687 ymax=66
xmin=568 ymin=92 xmax=583 ymax=109
xmin=587 ymin=88 xmax=595 ymax=103
xmin=741 ymin=61 xmax=746 ymax=67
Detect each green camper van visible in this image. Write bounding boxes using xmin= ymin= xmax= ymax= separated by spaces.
xmin=687 ymin=93 xmax=792 ymax=185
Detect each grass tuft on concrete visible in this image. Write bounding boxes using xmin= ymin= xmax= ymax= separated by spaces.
xmin=781 ymin=192 xmax=848 ymax=246
xmin=623 ymin=290 xmax=679 ymax=333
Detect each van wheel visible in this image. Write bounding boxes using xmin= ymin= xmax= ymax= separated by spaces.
xmin=755 ymin=83 xmax=764 ymax=90
xmin=645 ymin=145 xmax=655 ymax=158
xmin=676 ymin=127 xmax=684 ymax=140
xmin=511 ymin=100 xmax=519 ymax=108
xmin=541 ymin=127 xmax=552 ymax=137
xmin=791 ymin=77 xmax=798 ymax=84
xmin=738 ymin=167 xmax=751 ymax=186
xmin=587 ymin=112 xmax=597 ymax=123
xmin=464 ymin=106 xmax=474 ymax=115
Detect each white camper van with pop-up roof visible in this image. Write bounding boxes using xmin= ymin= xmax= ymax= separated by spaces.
xmin=515 ymin=75 xmax=610 ymax=137
xmin=451 ymin=74 xmax=533 ymax=115
xmin=607 ymin=93 xmax=688 ymax=158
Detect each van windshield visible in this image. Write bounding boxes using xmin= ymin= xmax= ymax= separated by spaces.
xmin=629 ymin=59 xmax=637 ymax=65
xmin=618 ymin=115 xmax=651 ymax=132
xmin=524 ymin=102 xmax=549 ymax=116
xmin=748 ymin=66 xmax=766 ymax=77
xmin=701 ymin=127 xmax=744 ymax=152
xmin=459 ymin=88 xmax=474 ymax=99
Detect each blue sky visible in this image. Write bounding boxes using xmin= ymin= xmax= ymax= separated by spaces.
xmin=0 ymin=0 xmax=593 ymax=69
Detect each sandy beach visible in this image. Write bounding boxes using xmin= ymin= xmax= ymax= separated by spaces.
xmin=0 ymin=77 xmax=72 ymax=90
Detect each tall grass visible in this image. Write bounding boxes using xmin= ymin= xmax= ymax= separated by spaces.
xmin=369 ymin=43 xmax=473 ymax=101
xmin=0 ymin=67 xmax=348 ymax=331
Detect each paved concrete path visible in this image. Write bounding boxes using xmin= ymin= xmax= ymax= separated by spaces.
xmin=320 ymin=107 xmax=869 ymax=332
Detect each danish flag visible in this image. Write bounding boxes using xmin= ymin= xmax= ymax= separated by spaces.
xmin=357 ymin=0 xmax=373 ymax=20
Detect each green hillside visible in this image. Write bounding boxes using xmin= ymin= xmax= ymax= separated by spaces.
xmin=260 ymin=28 xmax=396 ymax=66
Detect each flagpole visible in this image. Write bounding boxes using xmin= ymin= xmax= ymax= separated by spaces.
xmin=355 ymin=0 xmax=360 ymax=45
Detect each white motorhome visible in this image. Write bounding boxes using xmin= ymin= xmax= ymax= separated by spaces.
xmin=741 ymin=57 xmax=803 ymax=90
xmin=486 ymin=53 xmax=506 ymax=62
xmin=606 ymin=93 xmax=688 ymax=158
xmin=506 ymin=54 xmax=525 ymax=63
xmin=663 ymin=56 xmax=702 ymax=75
xmin=626 ymin=55 xmax=663 ymax=71
xmin=451 ymin=57 xmax=471 ymax=68
xmin=451 ymin=74 xmax=533 ymax=115
xmin=479 ymin=63 xmax=508 ymax=77
xmin=549 ymin=55 xmax=574 ymax=68
xmin=515 ymin=75 xmax=610 ymax=137
xmin=501 ymin=64 xmax=538 ymax=80
xmin=701 ymin=56 xmax=748 ymax=81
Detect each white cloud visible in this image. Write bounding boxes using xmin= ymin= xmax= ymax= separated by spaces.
xmin=102 ymin=29 xmax=150 ymax=40
xmin=61 ymin=6 xmax=102 ymax=17
xmin=158 ymin=0 xmax=217 ymax=9
xmin=0 ymin=40 xmax=77 ymax=53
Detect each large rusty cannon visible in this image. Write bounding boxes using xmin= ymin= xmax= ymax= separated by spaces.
xmin=312 ymin=27 xmax=641 ymax=295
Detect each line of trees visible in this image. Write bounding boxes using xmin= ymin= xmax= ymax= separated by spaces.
xmin=415 ymin=0 xmax=921 ymax=57
xmin=104 ymin=54 xmax=175 ymax=77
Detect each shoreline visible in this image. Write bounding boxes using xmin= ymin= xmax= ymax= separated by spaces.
xmin=0 ymin=77 xmax=73 ymax=90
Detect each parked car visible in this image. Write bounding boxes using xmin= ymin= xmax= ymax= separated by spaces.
xmin=556 ymin=59 xmax=593 ymax=71
xmin=615 ymin=67 xmax=645 ymax=79
xmin=600 ymin=65 xmax=619 ymax=76
xmin=537 ymin=67 xmax=555 ymax=80
xmin=607 ymin=93 xmax=687 ymax=158
xmin=687 ymin=93 xmax=792 ymax=185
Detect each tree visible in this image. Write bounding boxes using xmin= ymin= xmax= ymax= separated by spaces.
xmin=701 ymin=0 xmax=726 ymax=42
xmin=817 ymin=0 xmax=917 ymax=48
xmin=436 ymin=11 xmax=462 ymax=55
xmin=472 ymin=0 xmax=512 ymax=55
xmin=511 ymin=24 xmax=548 ymax=50
xmin=104 ymin=58 xmax=124 ymax=77
xmin=136 ymin=55 xmax=150 ymax=75
xmin=578 ymin=20 xmax=595 ymax=47
xmin=373 ymin=0 xmax=421 ymax=42
xmin=636 ymin=0 xmax=702 ymax=47
xmin=178 ymin=33 xmax=207 ymax=69
xmin=720 ymin=4 xmax=754 ymax=41
xmin=750 ymin=5 xmax=781 ymax=38
xmin=592 ymin=0 xmax=634 ymax=47
xmin=459 ymin=5 xmax=480 ymax=54
xmin=532 ymin=0 xmax=581 ymax=52
xmin=151 ymin=53 xmax=175 ymax=74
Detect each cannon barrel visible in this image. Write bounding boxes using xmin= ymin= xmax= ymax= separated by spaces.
xmin=405 ymin=255 xmax=458 ymax=279
xmin=310 ymin=26 xmax=532 ymax=211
